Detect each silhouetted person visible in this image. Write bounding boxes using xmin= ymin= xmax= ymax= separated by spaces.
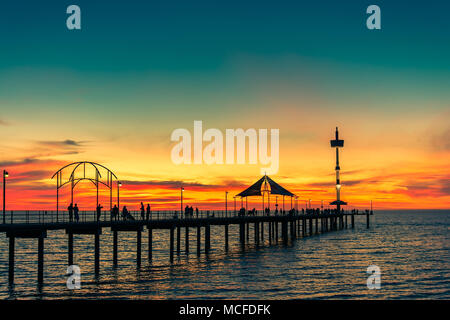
xmin=74 ymin=204 xmax=79 ymax=222
xmin=190 ymin=206 xmax=194 ymax=217
xmin=67 ymin=203 xmax=74 ymax=222
xmin=195 ymin=207 xmax=199 ymax=218
xmin=185 ymin=205 xmax=189 ymax=217
xmin=96 ymin=204 xmax=103 ymax=221
xmin=140 ymin=202 xmax=145 ymax=220
xmin=146 ymin=203 xmax=151 ymax=220
xmin=111 ymin=205 xmax=118 ymax=221
xmin=122 ymin=206 xmax=133 ymax=220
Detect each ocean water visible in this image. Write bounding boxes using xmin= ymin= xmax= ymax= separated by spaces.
xmin=0 ymin=210 xmax=448 ymax=299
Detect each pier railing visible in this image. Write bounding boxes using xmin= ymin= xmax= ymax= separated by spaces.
xmin=0 ymin=209 xmax=275 ymax=224
xmin=0 ymin=209 xmax=365 ymax=225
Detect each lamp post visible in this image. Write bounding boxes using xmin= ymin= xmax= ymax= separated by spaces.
xmin=180 ymin=187 xmax=184 ymax=215
xmin=309 ymin=199 xmax=311 ymax=209
xmin=3 ymin=170 xmax=8 ymax=224
xmin=117 ymin=181 xmax=122 ymax=210
xmin=225 ymin=191 xmax=228 ymax=217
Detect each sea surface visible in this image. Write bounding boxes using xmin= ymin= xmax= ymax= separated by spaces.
xmin=0 ymin=210 xmax=448 ymax=299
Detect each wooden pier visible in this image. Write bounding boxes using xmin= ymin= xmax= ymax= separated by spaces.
xmin=0 ymin=211 xmax=371 ymax=287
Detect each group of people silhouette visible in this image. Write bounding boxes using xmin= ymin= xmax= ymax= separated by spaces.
xmin=184 ymin=205 xmax=199 ymax=217
xmin=140 ymin=202 xmax=152 ymax=220
xmin=67 ymin=203 xmax=80 ymax=222
xmin=238 ymin=207 xmax=297 ymax=216
xmin=66 ymin=202 xmax=363 ymax=222
xmin=67 ymin=202 xmax=152 ymax=222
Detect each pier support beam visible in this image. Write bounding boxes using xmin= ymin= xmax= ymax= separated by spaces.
xmin=309 ymin=218 xmax=313 ymax=235
xmin=261 ymin=222 xmax=264 ymax=243
xmin=315 ymin=218 xmax=318 ymax=234
xmin=185 ymin=227 xmax=189 ymax=254
xmin=281 ymin=221 xmax=288 ymax=245
xmin=224 ymin=225 xmax=229 ymax=252
xmin=205 ymin=224 xmax=211 ymax=254
xmin=9 ymin=236 xmax=14 ymax=285
xmin=351 ymin=214 xmax=355 ymax=229
xmin=254 ymin=222 xmax=259 ymax=245
xmin=246 ymin=223 xmax=249 ymax=241
xmin=169 ymin=227 xmax=174 ymax=263
xmin=366 ymin=213 xmax=370 ymax=229
xmin=136 ymin=229 xmax=141 ymax=268
xmin=176 ymin=226 xmax=181 ymax=255
xmin=38 ymin=236 xmax=44 ymax=285
xmin=239 ymin=223 xmax=245 ymax=247
xmin=148 ymin=228 xmax=152 ymax=261
xmin=68 ymin=232 xmax=73 ymax=266
xmin=345 ymin=215 xmax=348 ymax=228
xmin=302 ymin=218 xmax=306 ymax=237
xmin=290 ymin=221 xmax=295 ymax=240
xmin=268 ymin=222 xmax=272 ymax=243
xmin=113 ymin=230 xmax=118 ymax=266
xmin=197 ymin=226 xmax=201 ymax=256
xmin=275 ymin=222 xmax=278 ymax=241
xmin=94 ymin=232 xmax=100 ymax=276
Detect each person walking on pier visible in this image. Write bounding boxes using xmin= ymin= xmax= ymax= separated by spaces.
xmin=146 ymin=203 xmax=151 ymax=220
xmin=74 ymin=204 xmax=79 ymax=222
xmin=111 ymin=205 xmax=119 ymax=221
xmin=140 ymin=202 xmax=145 ymax=220
xmin=67 ymin=203 xmax=74 ymax=222
xmin=195 ymin=207 xmax=199 ymax=218
xmin=96 ymin=204 xmax=103 ymax=221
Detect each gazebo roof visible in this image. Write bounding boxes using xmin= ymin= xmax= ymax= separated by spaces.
xmin=330 ymin=200 xmax=347 ymax=205
xmin=236 ymin=175 xmax=295 ymax=197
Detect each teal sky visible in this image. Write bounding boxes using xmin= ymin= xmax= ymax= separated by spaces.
xmin=0 ymin=0 xmax=449 ymax=122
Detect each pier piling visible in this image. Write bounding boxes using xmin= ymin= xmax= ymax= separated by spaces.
xmin=94 ymin=232 xmax=100 ymax=276
xmin=176 ymin=226 xmax=181 ymax=254
xmin=261 ymin=222 xmax=264 ymax=243
xmin=9 ymin=236 xmax=14 ymax=285
xmin=38 ymin=236 xmax=44 ymax=285
xmin=169 ymin=227 xmax=174 ymax=263
xmin=283 ymin=221 xmax=288 ymax=245
xmin=224 ymin=225 xmax=229 ymax=251
xmin=185 ymin=227 xmax=189 ymax=254
xmin=148 ymin=228 xmax=152 ymax=261
xmin=196 ymin=226 xmax=201 ymax=256
xmin=205 ymin=224 xmax=211 ymax=253
xmin=68 ymin=232 xmax=73 ymax=265
xmin=113 ymin=230 xmax=118 ymax=266
xmin=137 ymin=229 xmax=141 ymax=267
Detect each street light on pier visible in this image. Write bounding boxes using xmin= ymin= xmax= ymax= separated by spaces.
xmin=3 ymin=170 xmax=8 ymax=224
xmin=180 ymin=187 xmax=184 ymax=215
xmin=225 ymin=191 xmax=228 ymax=217
xmin=117 ymin=181 xmax=122 ymax=209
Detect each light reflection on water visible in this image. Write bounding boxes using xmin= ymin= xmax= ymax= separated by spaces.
xmin=0 ymin=210 xmax=449 ymax=299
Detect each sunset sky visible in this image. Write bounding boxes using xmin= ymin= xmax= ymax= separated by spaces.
xmin=0 ymin=0 xmax=449 ymax=210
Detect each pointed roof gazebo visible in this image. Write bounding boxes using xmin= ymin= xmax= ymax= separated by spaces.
xmin=235 ymin=175 xmax=296 ymax=213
